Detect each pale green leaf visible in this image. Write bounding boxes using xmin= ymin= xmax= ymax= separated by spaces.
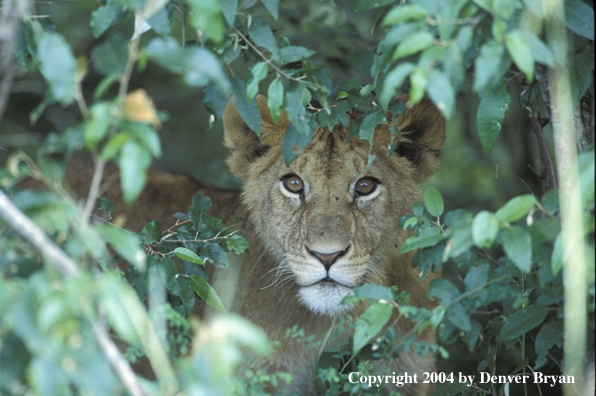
xmin=174 ymin=247 xmax=204 ymax=265
xmin=247 ymin=62 xmax=269 ymax=102
xmin=90 ymin=5 xmax=129 ymax=38
xmin=381 ymin=5 xmax=426 ymax=26
xmin=426 ymin=69 xmax=455 ymax=118
xmin=505 ymin=30 xmax=534 ymax=82
xmin=501 ymin=226 xmax=532 ymax=272
xmin=84 ymin=102 xmax=112 ymax=149
xmin=393 ymin=31 xmax=435 ymax=60
xmin=188 ymin=0 xmax=225 ymax=43
xmin=401 ymin=226 xmax=446 ymax=253
xmin=472 ymin=211 xmax=499 ymax=248
xmin=227 ymin=234 xmax=249 ymax=254
xmin=353 ymin=302 xmax=392 ymax=355
xmin=495 ymin=194 xmax=536 ymax=223
xmin=267 ymin=78 xmax=284 ymax=122
xmin=424 ymin=186 xmax=444 ymax=217
xmin=99 ymin=224 xmax=146 ymax=269
xmin=36 ymin=31 xmax=77 ymax=104
xmin=409 ymin=66 xmax=428 ymax=104
xmin=379 ymin=63 xmax=414 ymax=110
xmin=119 ymin=140 xmax=151 ymax=204
xmin=261 ymin=0 xmax=280 ymax=20
xmin=564 ymin=0 xmax=594 ymax=40
xmin=189 ymin=275 xmax=227 ymax=313
xmin=473 ymin=40 xmax=505 ymax=92
xmin=278 ymin=46 xmax=317 ymax=64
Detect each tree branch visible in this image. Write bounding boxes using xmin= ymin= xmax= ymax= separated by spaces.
xmin=0 ymin=190 xmax=148 ymax=396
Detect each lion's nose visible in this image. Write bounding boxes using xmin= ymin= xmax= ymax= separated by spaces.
xmin=306 ymin=246 xmax=350 ymax=271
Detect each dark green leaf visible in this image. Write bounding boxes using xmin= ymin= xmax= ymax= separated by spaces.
xmin=205 ymin=243 xmax=229 ymax=268
xmin=476 ymin=80 xmax=511 ymax=155
xmin=226 ymin=234 xmax=249 ymax=254
xmin=534 ymin=319 xmax=563 ymax=369
xmin=189 ymin=275 xmax=227 ymax=313
xmin=447 ymin=303 xmax=471 ymax=332
xmin=188 ymin=190 xmax=213 ymax=225
xmin=424 ymin=186 xmax=444 ymax=217
xmin=354 ymin=0 xmax=394 ymax=12
xmin=278 ymin=46 xmax=317 ymax=64
xmin=91 ymin=33 xmax=128 ymax=75
xmin=353 ymin=302 xmax=392 ymax=355
xmin=379 ymin=63 xmax=414 ymax=110
xmin=220 ymin=0 xmax=239 ymax=25
xmin=140 ymin=220 xmax=162 ymax=244
xmin=203 ymin=83 xmax=228 ymax=119
xmin=358 ymin=111 xmax=386 ymax=143
xmin=464 ymin=262 xmax=489 ymax=292
xmin=90 ymin=5 xmax=129 ymax=38
xmin=128 ymin=122 xmax=161 ymax=158
xmin=248 ymin=17 xmax=278 ymax=60
xmin=500 ymin=306 xmax=548 ymax=341
xmin=96 ymin=197 xmax=114 ymax=214
xmin=231 ymin=76 xmax=262 ymax=136
xmin=428 ymin=278 xmax=460 ymax=305
xmin=282 ymin=123 xmax=312 ymax=166
xmin=261 ymin=0 xmax=280 ymax=20
xmin=565 ymin=0 xmax=594 ymax=40
xmin=501 ymin=226 xmax=532 ymax=272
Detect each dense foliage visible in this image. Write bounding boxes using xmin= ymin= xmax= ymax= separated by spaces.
xmin=0 ymin=0 xmax=593 ymax=395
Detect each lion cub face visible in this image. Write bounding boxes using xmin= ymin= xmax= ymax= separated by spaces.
xmin=223 ymin=95 xmax=445 ymax=316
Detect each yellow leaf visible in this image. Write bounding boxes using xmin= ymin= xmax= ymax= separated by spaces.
xmin=122 ymin=89 xmax=161 ymax=128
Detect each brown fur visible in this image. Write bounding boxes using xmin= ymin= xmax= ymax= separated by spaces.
xmin=221 ymin=95 xmax=445 ymax=395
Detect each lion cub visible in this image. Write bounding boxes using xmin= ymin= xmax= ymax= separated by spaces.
xmin=221 ymin=95 xmax=444 ymax=395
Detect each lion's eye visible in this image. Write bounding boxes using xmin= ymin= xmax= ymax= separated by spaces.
xmin=283 ymin=175 xmax=304 ymax=194
xmin=355 ymin=178 xmax=377 ymax=196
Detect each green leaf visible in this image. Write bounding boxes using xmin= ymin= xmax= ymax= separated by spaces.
xmin=174 ymin=247 xmax=204 ymax=265
xmin=84 ymin=102 xmax=112 ymax=149
xmin=100 ymin=132 xmax=130 ymax=161
xmin=564 ymin=0 xmax=594 ymax=40
xmin=355 ymin=0 xmax=394 ymax=12
xmin=91 ymin=33 xmax=128 ymax=75
xmin=495 ymin=194 xmax=536 ymax=223
xmin=90 ymin=5 xmax=129 ymax=38
xmin=505 ymin=30 xmax=534 ymax=82
xmin=278 ymin=46 xmax=317 ymax=64
xmin=247 ymin=62 xmax=269 ymax=102
xmin=188 ymin=190 xmax=213 ymax=225
xmin=128 ymin=123 xmax=161 ymax=158
xmin=99 ymin=224 xmax=146 ymax=269
xmin=428 ymin=278 xmax=460 ymax=305
xmin=409 ymin=66 xmax=428 ymax=104
xmin=248 ymin=17 xmax=278 ymax=60
xmin=226 ymin=234 xmax=249 ymax=254
xmin=96 ymin=197 xmax=114 ymax=214
xmin=119 ymin=140 xmax=151 ymax=204
xmin=282 ymin=123 xmax=313 ymax=166
xmin=205 ymin=243 xmax=229 ymax=268
xmin=500 ymin=306 xmax=548 ymax=341
xmin=358 ymin=111 xmax=386 ymax=143
xmin=471 ymin=211 xmax=499 ymax=248
xmin=188 ymin=0 xmax=225 ymax=43
xmin=231 ymin=76 xmax=262 ymax=136
xmin=382 ymin=5 xmax=426 ymax=26
xmin=36 ymin=31 xmax=77 ymax=104
xmin=501 ymin=226 xmax=532 ymax=272
xmin=261 ymin=0 xmax=280 ymax=20
xmin=448 ymin=303 xmax=471 ymax=332
xmin=426 ymin=69 xmax=455 ymax=118
xmin=139 ymin=220 xmax=161 ymax=244
xmin=393 ymin=31 xmax=435 ymax=60
xmin=551 ymin=232 xmax=563 ymax=276
xmin=473 ymin=40 xmax=505 ymax=92
xmin=189 ymin=275 xmax=227 ymax=313
xmin=353 ymin=302 xmax=392 ymax=355
xmin=267 ymin=78 xmax=284 ymax=123
xmin=522 ymin=31 xmax=554 ymax=67
xmin=220 ymin=0 xmax=238 ymax=26
xmin=534 ymin=319 xmax=563 ymax=369
xmin=379 ymin=63 xmax=414 ymax=110
xmin=464 ymin=262 xmax=489 ymax=292
xmin=401 ymin=226 xmax=447 ymax=253
xmin=352 ymin=284 xmax=394 ymax=300
xmin=424 ymin=186 xmax=444 ymax=217
xmin=476 ymin=81 xmax=510 ymax=155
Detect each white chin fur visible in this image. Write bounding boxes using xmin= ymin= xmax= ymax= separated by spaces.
xmin=298 ymin=283 xmax=353 ymax=316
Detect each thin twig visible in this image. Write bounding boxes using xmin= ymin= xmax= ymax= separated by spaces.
xmin=0 ymin=190 xmax=147 ymax=396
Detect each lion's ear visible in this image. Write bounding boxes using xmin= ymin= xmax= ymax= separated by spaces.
xmin=394 ymin=96 xmax=446 ymax=182
xmin=223 ymin=94 xmax=289 ymax=180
